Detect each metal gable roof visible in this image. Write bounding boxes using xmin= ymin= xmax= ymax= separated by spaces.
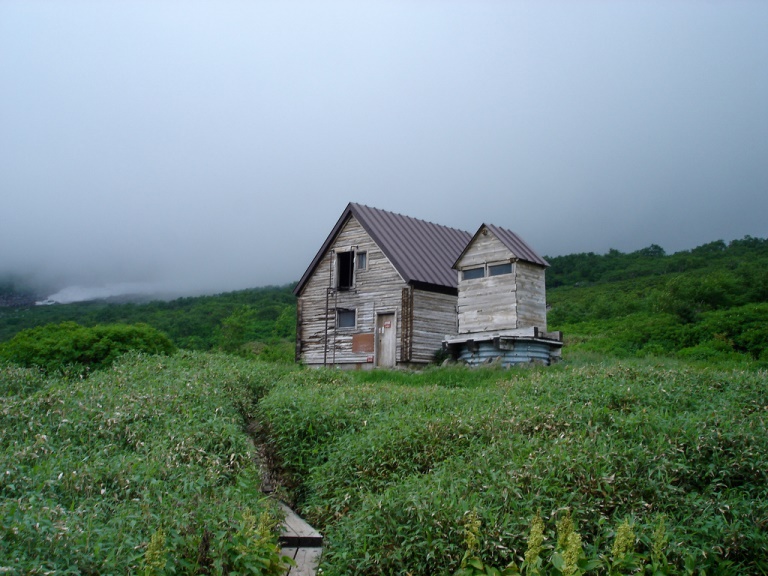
xmin=294 ymin=203 xmax=472 ymax=295
xmin=486 ymin=224 xmax=549 ymax=267
xmin=353 ymin=203 xmax=472 ymax=289
xmin=453 ymin=223 xmax=549 ymax=268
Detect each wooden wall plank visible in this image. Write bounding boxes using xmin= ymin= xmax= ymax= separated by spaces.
xmin=411 ymin=290 xmax=457 ymax=362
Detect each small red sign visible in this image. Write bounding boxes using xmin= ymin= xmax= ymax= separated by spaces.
xmin=384 ymin=322 xmax=391 ymax=328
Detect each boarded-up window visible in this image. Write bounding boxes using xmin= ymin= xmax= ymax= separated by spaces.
xmin=352 ymin=333 xmax=375 ymax=353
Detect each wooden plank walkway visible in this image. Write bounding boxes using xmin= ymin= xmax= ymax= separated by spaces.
xmin=281 ymin=547 xmax=323 ymax=576
xmin=249 ymin=429 xmax=322 ymax=575
xmin=278 ymin=502 xmax=322 ymax=576
xmin=278 ymin=502 xmax=323 ymax=548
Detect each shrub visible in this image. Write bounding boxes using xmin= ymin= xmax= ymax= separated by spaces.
xmin=0 ymin=321 xmax=176 ymax=375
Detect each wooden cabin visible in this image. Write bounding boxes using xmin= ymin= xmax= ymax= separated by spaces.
xmin=294 ymin=203 xmax=562 ymax=369
xmin=293 ymin=203 xmax=471 ymax=368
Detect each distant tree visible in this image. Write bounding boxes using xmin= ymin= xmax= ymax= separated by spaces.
xmin=690 ymin=240 xmax=727 ymax=255
xmin=272 ymin=306 xmax=296 ymax=339
xmin=634 ymin=244 xmax=666 ymax=258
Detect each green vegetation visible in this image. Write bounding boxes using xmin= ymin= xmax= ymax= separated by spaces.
xmin=0 ymin=352 xmax=296 ymax=574
xmin=545 ymin=236 xmax=768 ymax=365
xmin=257 ymin=362 xmax=768 ymax=575
xmin=0 ymin=322 xmax=176 ymax=375
xmin=0 ymin=284 xmax=297 ymax=355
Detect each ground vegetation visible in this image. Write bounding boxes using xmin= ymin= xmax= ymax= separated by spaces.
xmin=257 ymin=361 xmax=767 ymax=575
xmin=0 ymin=352 xmax=295 ymax=574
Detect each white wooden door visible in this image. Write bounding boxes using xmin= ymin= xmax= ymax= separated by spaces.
xmin=375 ymin=313 xmax=396 ymax=368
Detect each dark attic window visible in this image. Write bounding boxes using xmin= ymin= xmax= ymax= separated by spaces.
xmin=488 ymin=263 xmax=512 ymax=276
xmin=337 ymin=251 xmax=354 ymax=290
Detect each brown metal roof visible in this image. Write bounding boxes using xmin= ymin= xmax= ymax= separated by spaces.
xmin=453 ymin=223 xmax=549 ymax=268
xmin=294 ymin=203 xmax=472 ymax=295
xmin=486 ymin=224 xmax=549 ymax=267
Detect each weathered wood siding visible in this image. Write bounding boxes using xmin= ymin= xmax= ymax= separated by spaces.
xmin=456 ymin=231 xmax=547 ymax=333
xmin=457 ymin=266 xmax=518 ymax=333
xmin=514 ymin=261 xmax=547 ymax=329
xmin=457 ymin=231 xmax=511 ymax=268
xmin=411 ymin=289 xmax=458 ymax=363
xmin=296 ymin=216 xmax=407 ymax=366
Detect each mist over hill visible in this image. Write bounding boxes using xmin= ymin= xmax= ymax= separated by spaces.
xmin=3 ymin=234 xmax=767 ymax=307
xmin=0 ymin=275 xmax=216 ymax=307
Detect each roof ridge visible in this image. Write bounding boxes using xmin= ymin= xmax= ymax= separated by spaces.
xmin=348 ymin=203 xmax=471 ymax=289
xmin=350 ymin=202 xmax=470 ymax=235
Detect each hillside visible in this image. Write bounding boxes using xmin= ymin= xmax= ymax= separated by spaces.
xmin=545 ymin=236 xmax=768 ymax=364
xmin=2 ymin=235 xmax=767 ymax=365
xmin=0 ymin=284 xmax=297 ymax=356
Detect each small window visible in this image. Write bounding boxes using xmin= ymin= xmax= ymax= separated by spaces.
xmin=337 ymin=309 xmax=356 ymax=328
xmin=462 ymin=267 xmax=485 ymax=280
xmin=488 ymin=263 xmax=512 ymax=276
xmin=356 ymin=251 xmax=367 ymax=270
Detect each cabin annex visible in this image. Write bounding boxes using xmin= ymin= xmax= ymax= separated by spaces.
xmin=444 ymin=224 xmax=563 ymax=366
xmin=293 ymin=203 xmax=562 ymax=369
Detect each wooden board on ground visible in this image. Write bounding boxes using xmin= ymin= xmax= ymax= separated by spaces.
xmin=281 ymin=547 xmax=323 ymax=576
xmin=278 ymin=502 xmax=323 ymax=548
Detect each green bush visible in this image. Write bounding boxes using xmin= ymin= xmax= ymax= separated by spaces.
xmin=0 ymin=321 xmax=176 ymax=374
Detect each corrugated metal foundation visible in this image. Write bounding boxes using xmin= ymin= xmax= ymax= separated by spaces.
xmin=457 ymin=339 xmax=559 ymax=367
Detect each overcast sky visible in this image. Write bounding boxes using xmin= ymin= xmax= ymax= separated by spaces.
xmin=2 ymin=1 xmax=767 ymax=297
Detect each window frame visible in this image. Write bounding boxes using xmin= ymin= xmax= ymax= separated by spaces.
xmin=356 ymin=251 xmax=367 ymax=271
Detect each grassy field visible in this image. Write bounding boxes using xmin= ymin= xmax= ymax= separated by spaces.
xmin=0 ymin=352 xmax=295 ymax=575
xmin=2 ymin=236 xmax=767 ymax=574
xmin=3 ymin=350 xmax=767 ymax=574
xmin=257 ymin=359 xmax=768 ymax=575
